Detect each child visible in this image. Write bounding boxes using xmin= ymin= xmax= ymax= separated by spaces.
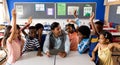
xmin=35 ymin=23 xmax=45 ymax=51
xmin=22 ymin=23 xmax=43 ymax=56
xmin=65 ymin=23 xmax=79 ymax=51
xmin=5 ymin=9 xmax=24 ymax=65
xmin=91 ymin=30 xmax=120 ymax=65
xmin=89 ymin=12 xmax=104 ymax=64
xmin=77 ymin=25 xmax=91 ymax=54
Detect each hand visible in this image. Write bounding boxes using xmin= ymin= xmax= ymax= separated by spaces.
xmin=46 ymin=51 xmax=51 ymax=57
xmin=58 ymin=51 xmax=67 ymax=58
xmin=90 ymin=57 xmax=95 ymax=61
xmin=27 ymin=17 xmax=32 ymax=24
xmin=12 ymin=9 xmax=16 ymax=17
xmin=89 ymin=12 xmax=95 ymax=21
xmin=37 ymin=52 xmax=43 ymax=56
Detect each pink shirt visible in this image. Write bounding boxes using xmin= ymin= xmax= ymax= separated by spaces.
xmin=68 ymin=32 xmax=79 ymax=51
xmin=6 ymin=38 xmax=22 ymax=64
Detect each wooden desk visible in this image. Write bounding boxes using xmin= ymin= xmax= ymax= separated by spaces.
xmin=13 ymin=51 xmax=95 ymax=65
xmin=56 ymin=51 xmax=95 ymax=65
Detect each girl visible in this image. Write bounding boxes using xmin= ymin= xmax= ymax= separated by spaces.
xmin=4 ymin=9 xmax=24 ymax=65
xmin=91 ymin=30 xmax=120 ymax=65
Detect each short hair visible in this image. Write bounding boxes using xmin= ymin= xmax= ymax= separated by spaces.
xmin=66 ymin=23 xmax=76 ymax=31
xmin=29 ymin=26 xmax=36 ymax=30
xmin=78 ymin=25 xmax=90 ymax=38
xmin=95 ymin=20 xmax=104 ymax=26
xmin=100 ymin=30 xmax=113 ymax=42
xmin=51 ymin=22 xmax=59 ymax=30
xmin=35 ymin=23 xmax=44 ymax=30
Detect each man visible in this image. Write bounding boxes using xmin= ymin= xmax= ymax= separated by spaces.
xmin=43 ymin=22 xmax=70 ymax=58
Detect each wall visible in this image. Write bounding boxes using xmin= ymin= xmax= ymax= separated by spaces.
xmin=7 ymin=0 xmax=105 ymax=20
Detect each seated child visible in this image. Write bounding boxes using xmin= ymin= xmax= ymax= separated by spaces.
xmin=21 ymin=18 xmax=42 ymax=56
xmin=77 ymin=25 xmax=90 ymax=54
xmin=91 ymin=30 xmax=120 ymax=65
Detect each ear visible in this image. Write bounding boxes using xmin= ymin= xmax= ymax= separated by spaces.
xmin=106 ymin=39 xmax=110 ymax=42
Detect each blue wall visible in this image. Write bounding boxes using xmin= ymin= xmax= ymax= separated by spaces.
xmin=7 ymin=0 xmax=105 ymax=20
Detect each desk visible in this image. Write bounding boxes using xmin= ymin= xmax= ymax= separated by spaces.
xmin=56 ymin=51 xmax=95 ymax=65
xmin=13 ymin=51 xmax=95 ymax=65
xmin=13 ymin=51 xmax=54 ymax=65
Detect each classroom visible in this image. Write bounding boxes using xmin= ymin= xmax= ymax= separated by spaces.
xmin=0 ymin=0 xmax=120 ymax=65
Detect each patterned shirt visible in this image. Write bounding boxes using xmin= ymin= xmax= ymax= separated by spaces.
xmin=22 ymin=36 xmax=40 ymax=53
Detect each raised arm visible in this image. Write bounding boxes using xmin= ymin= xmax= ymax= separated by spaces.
xmin=21 ymin=17 xmax=32 ymax=36
xmin=7 ymin=9 xmax=16 ymax=43
xmin=89 ymin=12 xmax=99 ymax=35
xmin=73 ymin=9 xmax=78 ymax=18
xmin=112 ymin=43 xmax=120 ymax=50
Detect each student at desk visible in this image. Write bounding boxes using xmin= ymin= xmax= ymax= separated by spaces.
xmin=43 ymin=22 xmax=70 ymax=58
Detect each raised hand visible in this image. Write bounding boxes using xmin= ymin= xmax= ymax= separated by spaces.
xmin=89 ymin=12 xmax=95 ymax=21
xmin=27 ymin=16 xmax=32 ymax=24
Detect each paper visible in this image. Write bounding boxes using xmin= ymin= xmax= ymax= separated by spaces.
xmin=35 ymin=4 xmax=45 ymax=11
xmin=16 ymin=5 xmax=23 ymax=15
xmin=57 ymin=3 xmax=66 ymax=15
xmin=117 ymin=6 xmax=120 ymax=14
xmin=47 ymin=8 xmax=53 ymax=15
xmin=83 ymin=4 xmax=92 ymax=17
xmin=68 ymin=6 xmax=79 ymax=15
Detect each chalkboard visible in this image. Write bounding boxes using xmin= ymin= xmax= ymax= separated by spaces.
xmin=56 ymin=2 xmax=96 ymax=19
xmin=14 ymin=2 xmax=96 ymax=19
xmin=109 ymin=4 xmax=120 ymax=24
xmin=15 ymin=2 xmax=55 ymax=19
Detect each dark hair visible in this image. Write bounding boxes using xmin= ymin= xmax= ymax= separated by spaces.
xmin=78 ymin=25 xmax=90 ymax=38
xmin=66 ymin=23 xmax=76 ymax=31
xmin=100 ymin=30 xmax=113 ymax=42
xmin=29 ymin=26 xmax=36 ymax=30
xmin=16 ymin=24 xmax=20 ymax=30
xmin=51 ymin=22 xmax=59 ymax=30
xmin=95 ymin=20 xmax=104 ymax=26
xmin=2 ymin=25 xmax=12 ymax=47
xmin=35 ymin=23 xmax=44 ymax=31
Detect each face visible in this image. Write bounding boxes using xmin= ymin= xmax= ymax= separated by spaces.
xmin=66 ymin=26 xmax=73 ymax=33
xmin=99 ymin=34 xmax=106 ymax=44
xmin=52 ymin=25 xmax=61 ymax=37
xmin=37 ymin=28 xmax=43 ymax=35
xmin=77 ymin=32 xmax=84 ymax=42
xmin=28 ymin=29 xmax=36 ymax=38
xmin=95 ymin=24 xmax=103 ymax=33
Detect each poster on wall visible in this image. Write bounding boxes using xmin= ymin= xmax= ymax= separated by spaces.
xmin=57 ymin=3 xmax=66 ymax=15
xmin=83 ymin=4 xmax=92 ymax=17
xmin=16 ymin=5 xmax=23 ymax=15
xmin=47 ymin=8 xmax=54 ymax=15
xmin=67 ymin=6 xmax=79 ymax=15
xmin=35 ymin=4 xmax=45 ymax=11
xmin=116 ymin=6 xmax=120 ymax=14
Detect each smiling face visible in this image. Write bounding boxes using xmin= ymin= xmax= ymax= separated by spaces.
xmin=52 ymin=25 xmax=61 ymax=37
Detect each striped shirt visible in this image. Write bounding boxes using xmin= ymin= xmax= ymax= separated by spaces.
xmin=22 ymin=36 xmax=40 ymax=53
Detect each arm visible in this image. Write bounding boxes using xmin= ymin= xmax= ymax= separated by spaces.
xmin=43 ymin=34 xmax=51 ymax=57
xmin=7 ymin=9 xmax=16 ymax=43
xmin=91 ymin=43 xmax=99 ymax=61
xmin=64 ymin=35 xmax=70 ymax=54
xmin=112 ymin=43 xmax=120 ymax=50
xmin=73 ymin=9 xmax=78 ymax=18
xmin=89 ymin=12 xmax=99 ymax=35
xmin=20 ymin=17 xmax=32 ymax=36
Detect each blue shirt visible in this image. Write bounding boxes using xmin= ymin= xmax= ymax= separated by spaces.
xmin=78 ymin=38 xmax=89 ymax=54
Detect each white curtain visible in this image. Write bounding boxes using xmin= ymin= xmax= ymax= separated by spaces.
xmin=3 ymin=0 xmax=10 ymax=24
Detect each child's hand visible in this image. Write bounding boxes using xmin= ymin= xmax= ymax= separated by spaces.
xmin=89 ymin=12 xmax=95 ymax=21
xmin=90 ymin=57 xmax=95 ymax=61
xmin=12 ymin=9 xmax=16 ymax=17
xmin=27 ymin=17 xmax=32 ymax=24
xmin=37 ymin=53 xmax=43 ymax=56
